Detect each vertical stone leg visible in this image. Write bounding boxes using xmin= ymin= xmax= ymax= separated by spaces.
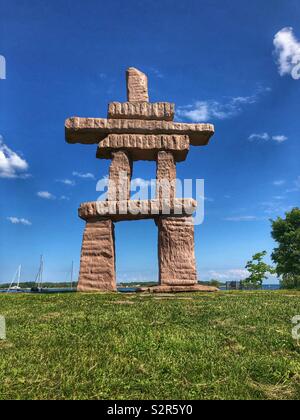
xmin=156 ymin=151 xmax=176 ymax=204
xmin=108 ymin=151 xmax=132 ymax=201
xmin=157 ymin=216 xmax=197 ymax=286
xmin=77 ymin=219 xmax=116 ymax=292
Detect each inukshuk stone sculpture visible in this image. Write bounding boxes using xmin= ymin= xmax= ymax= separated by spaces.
xmin=65 ymin=68 xmax=217 ymax=293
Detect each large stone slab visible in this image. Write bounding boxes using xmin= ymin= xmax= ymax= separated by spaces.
xmin=108 ymin=151 xmax=132 ymax=201
xmin=108 ymin=102 xmax=175 ymax=121
xmin=157 ymin=217 xmax=198 ymax=286
xmin=156 ymin=151 xmax=177 ymax=202
xmin=97 ymin=134 xmax=189 ymax=162
xmin=77 ymin=219 xmax=116 ymax=292
xmin=65 ymin=117 xmax=214 ymax=146
xmin=78 ymin=199 xmax=197 ymax=222
xmin=138 ymin=285 xmax=219 ymax=293
xmin=126 ymin=67 xmax=149 ymax=102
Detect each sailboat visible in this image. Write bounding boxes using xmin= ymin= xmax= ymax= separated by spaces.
xmin=70 ymin=260 xmax=74 ymax=290
xmin=31 ymin=256 xmax=44 ymax=292
xmin=7 ymin=265 xmax=23 ymax=292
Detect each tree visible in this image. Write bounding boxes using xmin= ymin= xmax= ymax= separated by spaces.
xmin=208 ymin=279 xmax=223 ymax=289
xmin=242 ymin=251 xmax=275 ymax=289
xmin=271 ymin=208 xmax=300 ymax=289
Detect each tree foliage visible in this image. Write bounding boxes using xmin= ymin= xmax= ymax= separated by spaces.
xmin=271 ymin=208 xmax=300 ymax=289
xmin=242 ymin=251 xmax=275 ymax=289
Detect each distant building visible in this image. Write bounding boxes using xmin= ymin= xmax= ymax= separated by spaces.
xmin=226 ymin=281 xmax=242 ymax=290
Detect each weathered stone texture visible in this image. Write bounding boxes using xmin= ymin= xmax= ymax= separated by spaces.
xmin=77 ymin=220 xmax=116 ymax=292
xmin=79 ymin=199 xmax=197 ymax=221
xmin=126 ymin=67 xmax=149 ymax=102
xmin=138 ymin=284 xmax=219 ymax=293
xmin=108 ymin=151 xmax=132 ymax=201
xmin=158 ymin=217 xmax=197 ymax=286
xmin=156 ymin=151 xmax=177 ymax=203
xmin=65 ymin=117 xmax=214 ymax=146
xmin=108 ymin=102 xmax=175 ymax=121
xmin=97 ymin=134 xmax=189 ymax=162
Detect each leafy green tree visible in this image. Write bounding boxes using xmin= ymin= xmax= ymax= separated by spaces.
xmin=271 ymin=208 xmax=300 ymax=289
xmin=280 ymin=274 xmax=300 ymax=290
xmin=242 ymin=251 xmax=275 ymax=289
xmin=209 ymin=279 xmax=222 ymax=288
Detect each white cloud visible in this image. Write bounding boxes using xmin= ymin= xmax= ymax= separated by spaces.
xmin=60 ymin=195 xmax=70 ymax=201
xmin=249 ymin=133 xmax=270 ymax=142
xmin=273 ymin=27 xmax=300 ymax=76
xmin=207 ymin=269 xmax=249 ymax=281
xmin=272 ymin=135 xmax=288 ymax=143
xmin=273 ymin=180 xmax=285 ymax=186
xmin=7 ymin=217 xmax=32 ymax=226
xmin=72 ymin=171 xmax=95 ymax=180
xmin=177 ymin=87 xmax=271 ymax=122
xmin=131 ymin=178 xmax=156 ymax=189
xmin=37 ymin=191 xmax=56 ymax=200
xmin=0 ymin=136 xmax=30 ymax=179
xmin=57 ymin=179 xmax=75 ymax=186
xmin=249 ymin=133 xmax=288 ymax=143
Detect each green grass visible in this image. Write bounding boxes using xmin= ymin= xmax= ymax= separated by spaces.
xmin=0 ymin=291 xmax=300 ymax=400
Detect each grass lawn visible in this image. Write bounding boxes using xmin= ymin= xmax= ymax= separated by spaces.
xmin=0 ymin=290 xmax=300 ymax=400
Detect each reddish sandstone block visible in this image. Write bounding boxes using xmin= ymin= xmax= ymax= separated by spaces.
xmin=77 ymin=220 xmax=116 ymax=292
xmin=157 ymin=216 xmax=198 ymax=286
xmin=126 ymin=67 xmax=149 ymax=102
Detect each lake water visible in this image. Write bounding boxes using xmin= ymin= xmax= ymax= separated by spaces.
xmin=0 ymin=285 xmax=280 ymax=294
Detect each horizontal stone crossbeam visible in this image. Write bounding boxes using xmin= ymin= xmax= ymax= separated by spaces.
xmin=78 ymin=199 xmax=197 ymax=222
xmin=65 ymin=117 xmax=214 ymax=147
xmin=97 ymin=134 xmax=189 ymax=161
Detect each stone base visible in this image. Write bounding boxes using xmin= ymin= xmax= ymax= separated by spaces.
xmin=77 ymin=219 xmax=117 ymax=292
xmin=158 ymin=216 xmax=198 ymax=285
xmin=137 ymin=285 xmax=219 ymax=293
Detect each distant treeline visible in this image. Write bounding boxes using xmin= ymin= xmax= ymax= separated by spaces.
xmin=118 ymin=280 xmax=225 ymax=288
xmin=0 ymin=282 xmax=78 ymax=289
xmin=1 ymin=280 xmax=225 ymax=290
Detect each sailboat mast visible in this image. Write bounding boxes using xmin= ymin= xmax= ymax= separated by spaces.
xmin=71 ymin=261 xmax=74 ymax=289
xmin=17 ymin=265 xmax=21 ymax=288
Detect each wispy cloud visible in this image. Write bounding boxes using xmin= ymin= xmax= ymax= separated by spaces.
xmin=7 ymin=217 xmax=32 ymax=226
xmin=207 ymin=269 xmax=249 ymax=281
xmin=286 ymin=176 xmax=300 ymax=193
xmin=224 ymin=215 xmax=262 ymax=222
xmin=0 ymin=136 xmax=30 ymax=179
xmin=56 ymin=179 xmax=76 ymax=186
xmin=259 ymin=201 xmax=293 ymax=215
xmin=72 ymin=171 xmax=95 ymax=180
xmin=37 ymin=191 xmax=56 ymax=200
xmin=149 ymin=67 xmax=164 ymax=79
xmin=131 ymin=178 xmax=156 ymax=189
xmin=273 ymin=180 xmax=285 ymax=186
xmin=248 ymin=133 xmax=288 ymax=143
xmin=273 ymin=27 xmax=300 ymax=77
xmin=272 ymin=135 xmax=288 ymax=143
xmin=177 ymin=86 xmax=271 ymax=122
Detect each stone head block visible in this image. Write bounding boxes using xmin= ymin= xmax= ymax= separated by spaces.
xmin=126 ymin=67 xmax=149 ymax=102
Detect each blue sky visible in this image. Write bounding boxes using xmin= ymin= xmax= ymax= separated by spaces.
xmin=0 ymin=0 xmax=299 ymax=284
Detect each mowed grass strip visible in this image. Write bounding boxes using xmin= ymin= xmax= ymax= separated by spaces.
xmin=0 ymin=291 xmax=300 ymax=400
